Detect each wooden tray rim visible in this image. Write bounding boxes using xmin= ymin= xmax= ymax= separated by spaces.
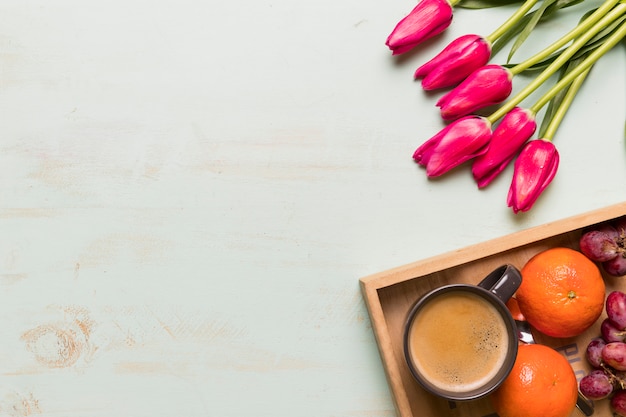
xmin=359 ymin=201 xmax=626 ymax=417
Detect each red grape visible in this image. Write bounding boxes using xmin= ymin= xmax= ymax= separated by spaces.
xmin=603 ymin=342 xmax=626 ymax=371
xmin=587 ymin=337 xmax=607 ymax=367
xmin=602 ymin=319 xmax=626 ymax=343
xmin=612 ymin=389 xmax=626 ymax=417
xmin=579 ymin=370 xmax=614 ymax=400
xmin=580 ymin=228 xmax=620 ymax=262
xmin=604 ymin=255 xmax=626 ymax=277
xmin=607 ymin=291 xmax=626 ymax=330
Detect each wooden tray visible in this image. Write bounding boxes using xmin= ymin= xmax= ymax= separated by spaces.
xmin=360 ymin=202 xmax=626 ymax=417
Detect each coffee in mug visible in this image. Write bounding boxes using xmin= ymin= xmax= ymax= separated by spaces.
xmin=403 ymin=264 xmax=522 ymax=401
xmin=406 ymin=290 xmax=510 ymax=393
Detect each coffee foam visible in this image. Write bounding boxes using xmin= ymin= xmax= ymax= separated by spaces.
xmin=408 ymin=291 xmax=509 ymax=393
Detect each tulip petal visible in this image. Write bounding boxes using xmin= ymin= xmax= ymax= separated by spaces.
xmin=415 ymin=34 xmax=481 ymax=77
xmin=437 ymin=65 xmax=512 ymax=120
xmin=386 ymin=0 xmax=453 ymax=55
xmin=507 ymin=139 xmax=559 ymax=213
xmin=417 ymin=35 xmax=491 ymax=90
xmin=472 ymin=107 xmax=536 ymax=188
xmin=414 ymin=116 xmax=492 ymax=177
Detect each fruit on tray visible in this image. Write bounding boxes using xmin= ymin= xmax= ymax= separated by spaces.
xmin=516 ymin=247 xmax=606 ymax=338
xmin=580 ymin=290 xmax=626 ymax=416
xmin=579 ymin=369 xmax=614 ymax=400
xmin=579 ymin=217 xmax=626 ymax=276
xmin=612 ymin=390 xmax=626 ymax=417
xmin=491 ymin=344 xmax=578 ymax=417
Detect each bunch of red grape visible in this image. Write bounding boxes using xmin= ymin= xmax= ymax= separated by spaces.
xmin=580 ymin=291 xmax=626 ymax=415
xmin=579 ymin=217 xmax=626 ymax=276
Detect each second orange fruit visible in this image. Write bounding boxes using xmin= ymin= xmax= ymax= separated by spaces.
xmin=491 ymin=344 xmax=578 ymax=417
xmin=516 ymin=247 xmax=605 ymax=338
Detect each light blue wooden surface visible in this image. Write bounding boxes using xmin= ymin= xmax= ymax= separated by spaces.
xmin=0 ymin=1 xmax=625 ymax=416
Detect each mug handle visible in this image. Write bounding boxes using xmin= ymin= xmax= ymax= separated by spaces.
xmin=477 ymin=264 xmax=522 ymax=303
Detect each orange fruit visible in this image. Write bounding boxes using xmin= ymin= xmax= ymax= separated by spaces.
xmin=516 ymin=247 xmax=605 ymax=338
xmin=491 ymin=344 xmax=578 ymax=417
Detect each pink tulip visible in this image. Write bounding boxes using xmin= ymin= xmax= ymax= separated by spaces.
xmin=472 ymin=107 xmax=536 ymax=188
xmin=415 ymin=34 xmax=491 ymax=90
xmin=386 ymin=0 xmax=453 ymax=55
xmin=507 ymin=139 xmax=559 ymax=213
xmin=413 ymin=116 xmax=492 ymax=177
xmin=437 ymin=64 xmax=513 ymax=121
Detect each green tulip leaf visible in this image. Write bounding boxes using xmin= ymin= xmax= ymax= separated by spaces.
xmin=538 ymin=52 xmax=592 ymax=137
xmin=507 ymin=13 xmax=626 ymax=72
xmin=507 ymin=0 xmax=561 ymax=62
xmin=489 ymin=0 xmax=582 ymax=57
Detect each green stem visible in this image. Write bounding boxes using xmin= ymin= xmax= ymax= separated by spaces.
xmin=509 ymin=0 xmax=622 ymax=74
xmin=485 ymin=0 xmax=543 ymax=43
xmin=449 ymin=0 xmax=462 ymax=7
xmin=530 ymin=20 xmax=626 ymax=113
xmin=541 ymin=67 xmax=592 ymax=140
xmin=487 ymin=5 xmax=626 ymax=123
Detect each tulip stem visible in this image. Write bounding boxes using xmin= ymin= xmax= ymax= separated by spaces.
xmin=487 ymin=5 xmax=626 ymax=123
xmin=530 ymin=20 xmax=626 ymax=114
xmin=484 ymin=0 xmax=543 ymax=43
xmin=541 ymin=67 xmax=592 ymax=140
xmin=509 ymin=0 xmax=622 ymax=75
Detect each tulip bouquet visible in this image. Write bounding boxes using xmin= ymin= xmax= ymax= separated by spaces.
xmin=386 ymin=0 xmax=626 ymax=213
